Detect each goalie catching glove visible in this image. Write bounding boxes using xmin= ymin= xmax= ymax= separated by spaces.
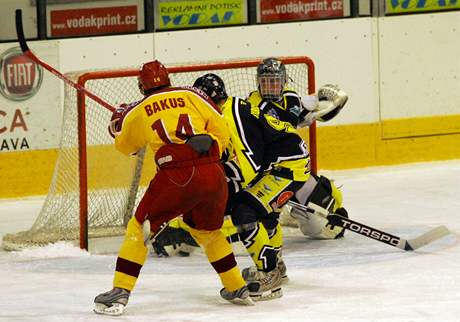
xmin=297 ymin=84 xmax=348 ymax=128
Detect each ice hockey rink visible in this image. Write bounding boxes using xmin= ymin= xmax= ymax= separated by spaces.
xmin=0 ymin=160 xmax=459 ymax=322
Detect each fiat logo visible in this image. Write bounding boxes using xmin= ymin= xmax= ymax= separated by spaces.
xmin=0 ymin=47 xmax=43 ymax=101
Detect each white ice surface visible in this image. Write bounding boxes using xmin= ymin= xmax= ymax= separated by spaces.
xmin=0 ymin=160 xmax=459 ymax=322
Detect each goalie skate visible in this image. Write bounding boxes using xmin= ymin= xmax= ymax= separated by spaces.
xmin=93 ymin=287 xmax=130 ymax=316
xmin=246 ymin=269 xmax=283 ymax=301
xmin=220 ymin=285 xmax=254 ymax=306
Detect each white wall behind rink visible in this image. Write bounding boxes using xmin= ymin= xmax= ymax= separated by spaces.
xmin=55 ymin=11 xmax=459 ymax=127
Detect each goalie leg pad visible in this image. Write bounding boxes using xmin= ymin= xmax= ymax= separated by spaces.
xmin=291 ymin=202 xmax=347 ymax=239
xmin=291 ymin=206 xmax=329 ymax=237
xmin=296 ymin=175 xmax=342 ymax=212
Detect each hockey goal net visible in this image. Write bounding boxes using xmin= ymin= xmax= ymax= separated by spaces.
xmin=2 ymin=56 xmax=316 ymax=251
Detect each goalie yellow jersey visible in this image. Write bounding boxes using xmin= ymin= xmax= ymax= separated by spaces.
xmin=114 ymin=87 xmax=230 ymax=158
xmin=248 ymin=87 xmax=303 ymax=127
xmin=221 ymin=96 xmax=310 ymax=189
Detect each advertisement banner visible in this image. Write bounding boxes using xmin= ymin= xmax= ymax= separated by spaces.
xmin=387 ymin=0 xmax=460 ymax=14
xmin=50 ymin=5 xmax=138 ymax=37
xmin=260 ymin=0 xmax=345 ymax=22
xmin=0 ymin=44 xmax=61 ymax=152
xmin=157 ymin=0 xmax=246 ymax=30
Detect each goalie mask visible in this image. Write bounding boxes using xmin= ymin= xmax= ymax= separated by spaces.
xmin=193 ymin=73 xmax=228 ymax=105
xmin=138 ymin=60 xmax=171 ymax=95
xmin=257 ymin=57 xmax=287 ymax=101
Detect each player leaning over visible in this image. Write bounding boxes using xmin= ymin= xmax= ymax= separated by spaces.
xmin=248 ymin=57 xmax=349 ymax=240
xmin=193 ymin=73 xmax=310 ymax=301
xmin=93 ymin=60 xmax=253 ymax=316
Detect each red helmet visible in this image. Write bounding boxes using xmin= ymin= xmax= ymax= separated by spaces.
xmin=138 ymin=60 xmax=171 ymax=94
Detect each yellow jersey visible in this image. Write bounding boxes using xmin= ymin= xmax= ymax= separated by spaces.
xmin=114 ymin=87 xmax=230 ymax=158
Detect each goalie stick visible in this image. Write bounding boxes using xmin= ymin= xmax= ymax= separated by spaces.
xmin=287 ymin=201 xmax=450 ymax=251
xmin=15 ymin=9 xmax=115 ymax=113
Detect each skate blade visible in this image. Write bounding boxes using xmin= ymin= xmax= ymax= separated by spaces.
xmin=281 ymin=275 xmax=289 ymax=284
xmin=228 ymin=296 xmax=255 ymax=306
xmin=250 ymin=287 xmax=283 ymax=301
xmin=93 ymin=303 xmax=125 ymax=316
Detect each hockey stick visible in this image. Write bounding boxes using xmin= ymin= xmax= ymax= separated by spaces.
xmin=287 ymin=201 xmax=450 ymax=251
xmin=15 ymin=9 xmax=115 ymax=112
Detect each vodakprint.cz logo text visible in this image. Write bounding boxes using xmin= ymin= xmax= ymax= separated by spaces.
xmin=0 ymin=47 xmax=43 ymax=101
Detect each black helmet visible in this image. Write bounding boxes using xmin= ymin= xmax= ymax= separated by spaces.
xmin=256 ymin=57 xmax=287 ymax=101
xmin=193 ymin=73 xmax=228 ymax=104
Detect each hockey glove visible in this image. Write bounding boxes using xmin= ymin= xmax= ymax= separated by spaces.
xmin=316 ymin=84 xmax=348 ymax=122
xmin=151 ymin=226 xmax=199 ymax=257
xmin=108 ymin=104 xmax=127 ymax=138
xmin=297 ymin=85 xmax=348 ymax=128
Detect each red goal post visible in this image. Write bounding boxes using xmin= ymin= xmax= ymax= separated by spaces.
xmin=1 ymin=56 xmax=316 ymax=251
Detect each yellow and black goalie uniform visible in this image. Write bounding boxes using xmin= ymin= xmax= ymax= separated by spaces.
xmin=221 ymin=95 xmax=310 ymax=272
xmin=248 ymin=87 xmax=304 ymax=128
xmin=222 ymin=95 xmax=310 ymax=198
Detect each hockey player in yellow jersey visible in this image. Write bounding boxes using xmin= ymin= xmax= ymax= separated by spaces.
xmin=193 ymin=73 xmax=310 ymax=301
xmin=93 ymin=60 xmax=253 ymax=316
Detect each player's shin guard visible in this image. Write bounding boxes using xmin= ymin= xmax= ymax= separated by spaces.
xmin=113 ymin=217 xmax=148 ymax=292
xmin=238 ymin=222 xmax=279 ymax=272
xmin=267 ymin=222 xmax=283 ymax=250
xmin=266 ymin=222 xmax=288 ymax=281
xmin=189 ymin=228 xmax=246 ymax=292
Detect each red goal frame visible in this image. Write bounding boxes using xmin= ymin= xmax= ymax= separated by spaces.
xmin=76 ymin=56 xmax=316 ymax=250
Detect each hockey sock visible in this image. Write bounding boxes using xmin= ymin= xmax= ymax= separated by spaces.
xmin=189 ymin=228 xmax=245 ymax=292
xmin=114 ymin=217 xmax=148 ymax=291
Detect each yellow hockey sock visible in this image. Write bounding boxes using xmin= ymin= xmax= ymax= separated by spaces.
xmin=113 ymin=217 xmax=148 ymax=291
xmin=189 ymin=228 xmax=245 ymax=292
